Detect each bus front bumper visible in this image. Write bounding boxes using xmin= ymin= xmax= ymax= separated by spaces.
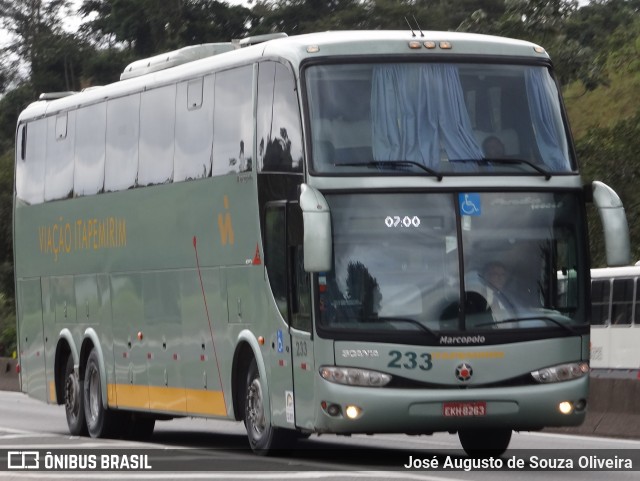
xmin=313 ymin=376 xmax=588 ymax=434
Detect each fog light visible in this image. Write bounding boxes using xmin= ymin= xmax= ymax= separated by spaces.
xmin=559 ymin=401 xmax=573 ymax=414
xmin=345 ymin=405 xmax=361 ymax=419
xmin=327 ymin=404 xmax=341 ymax=416
xmin=574 ymin=399 xmax=587 ymax=411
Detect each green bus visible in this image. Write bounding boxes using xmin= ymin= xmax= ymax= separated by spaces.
xmin=14 ymin=30 xmax=630 ymax=456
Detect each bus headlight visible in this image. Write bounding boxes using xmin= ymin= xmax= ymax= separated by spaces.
xmin=319 ymin=366 xmax=392 ymax=387
xmin=531 ymin=362 xmax=589 ymax=383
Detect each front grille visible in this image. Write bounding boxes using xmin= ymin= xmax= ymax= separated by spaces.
xmin=386 ymin=372 xmax=534 ymax=389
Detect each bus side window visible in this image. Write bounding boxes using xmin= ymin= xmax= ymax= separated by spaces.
xmin=611 ymin=278 xmax=633 ymax=325
xmin=175 ymin=76 xmax=213 ymax=181
xmin=16 ymin=119 xmax=46 ymax=204
xmin=258 ymin=62 xmax=303 ymax=173
xmin=75 ymin=103 xmax=106 ymax=196
xmin=19 ymin=123 xmax=27 ymax=160
xmin=265 ymin=204 xmax=288 ymax=319
xmin=105 ymin=94 xmax=140 ymax=192
xmin=264 ymin=202 xmax=312 ymax=330
xmin=635 ymin=278 xmax=640 ymax=325
xmin=45 ymin=112 xmax=75 ymax=201
xmin=288 ymin=202 xmax=311 ymax=331
xmin=139 ymin=84 xmax=176 ymax=186
xmin=212 ymin=66 xmax=253 ymax=176
xmin=591 ymin=279 xmax=610 ymax=325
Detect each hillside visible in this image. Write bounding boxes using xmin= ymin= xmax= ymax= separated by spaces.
xmin=563 ymin=57 xmax=640 ymax=266
xmin=564 ymin=69 xmax=640 ymax=141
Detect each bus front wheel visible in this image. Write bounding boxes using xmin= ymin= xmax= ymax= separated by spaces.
xmin=244 ymin=358 xmax=293 ymax=454
xmin=64 ymin=355 xmax=87 ymax=436
xmin=83 ymin=348 xmax=119 ymax=438
xmin=458 ymin=428 xmax=512 ymax=457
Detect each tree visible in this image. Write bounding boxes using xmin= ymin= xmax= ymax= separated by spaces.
xmin=0 ymin=149 xmax=14 ymax=301
xmin=79 ymin=0 xmax=252 ymax=56
xmin=577 ymin=111 xmax=640 ymax=266
xmin=0 ymin=0 xmax=91 ymax=93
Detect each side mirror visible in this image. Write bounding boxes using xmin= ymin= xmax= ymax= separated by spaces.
xmin=591 ymin=181 xmax=630 ymax=267
xmin=299 ymin=184 xmax=332 ymax=272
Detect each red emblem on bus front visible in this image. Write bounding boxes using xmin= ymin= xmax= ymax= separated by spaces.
xmin=456 ymin=363 xmax=473 ymax=382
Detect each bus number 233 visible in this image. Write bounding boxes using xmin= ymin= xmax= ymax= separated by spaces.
xmin=388 ymin=351 xmax=433 ymax=370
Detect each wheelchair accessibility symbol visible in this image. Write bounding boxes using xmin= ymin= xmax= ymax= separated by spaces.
xmin=459 ymin=193 xmax=481 ymax=216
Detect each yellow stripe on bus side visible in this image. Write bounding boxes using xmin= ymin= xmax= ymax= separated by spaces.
xmin=113 ymin=384 xmax=150 ymax=410
xmin=49 ymin=381 xmax=56 ymax=403
xmin=109 ymin=384 xmax=226 ymax=417
xmin=185 ymin=389 xmax=226 ymax=416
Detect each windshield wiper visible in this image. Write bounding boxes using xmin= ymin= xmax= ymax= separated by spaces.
xmin=482 ymin=158 xmax=552 ymax=180
xmin=476 ymin=316 xmax=577 ymax=334
xmin=338 ymin=161 xmax=443 ymax=181
xmin=362 ymin=316 xmax=439 ymax=337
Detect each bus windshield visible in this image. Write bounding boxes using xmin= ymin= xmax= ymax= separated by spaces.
xmin=318 ymin=192 xmax=586 ymax=340
xmin=306 ymin=62 xmax=573 ymax=175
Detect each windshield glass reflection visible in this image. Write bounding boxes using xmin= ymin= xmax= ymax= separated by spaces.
xmin=318 ymin=192 xmax=585 ymax=340
xmin=306 ymin=63 xmax=573 ymax=175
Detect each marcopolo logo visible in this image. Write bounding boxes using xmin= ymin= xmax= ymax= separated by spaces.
xmin=455 ymin=363 xmax=474 ymax=382
xmin=439 ymin=335 xmax=486 ymax=345
xmin=7 ymin=451 xmax=40 ymax=470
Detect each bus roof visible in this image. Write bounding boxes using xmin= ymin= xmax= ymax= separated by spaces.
xmin=18 ymin=30 xmax=549 ymax=123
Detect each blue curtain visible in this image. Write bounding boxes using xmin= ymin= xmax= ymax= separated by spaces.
xmin=525 ymin=68 xmax=571 ymax=172
xmin=371 ymin=64 xmax=482 ymax=168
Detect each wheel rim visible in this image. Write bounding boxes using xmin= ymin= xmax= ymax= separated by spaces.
xmin=87 ymin=365 xmax=100 ymax=424
xmin=246 ymin=378 xmax=265 ymax=440
xmin=65 ymin=372 xmax=80 ymax=421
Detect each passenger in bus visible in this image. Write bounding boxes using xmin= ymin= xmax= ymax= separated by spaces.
xmin=483 ymin=258 xmax=544 ymax=316
xmin=482 ymin=136 xmax=506 ymax=158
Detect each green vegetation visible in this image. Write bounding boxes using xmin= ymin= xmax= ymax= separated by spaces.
xmin=0 ymin=0 xmax=639 ymax=354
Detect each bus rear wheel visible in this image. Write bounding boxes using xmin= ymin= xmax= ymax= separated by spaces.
xmin=458 ymin=428 xmax=512 ymax=457
xmin=64 ymin=355 xmax=87 ymax=436
xmin=83 ymin=348 xmax=120 ymax=438
xmin=244 ymin=358 xmax=294 ymax=454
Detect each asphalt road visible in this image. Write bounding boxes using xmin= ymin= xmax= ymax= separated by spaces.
xmin=1 ymin=390 xmax=640 ymax=480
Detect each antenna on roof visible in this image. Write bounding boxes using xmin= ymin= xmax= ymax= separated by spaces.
xmin=405 ymin=17 xmax=416 ymax=37
xmin=412 ymin=15 xmax=425 ymax=37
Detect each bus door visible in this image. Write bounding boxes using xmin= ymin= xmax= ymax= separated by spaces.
xmin=264 ymin=202 xmax=314 ymax=429
xmin=286 ymin=202 xmax=315 ymax=429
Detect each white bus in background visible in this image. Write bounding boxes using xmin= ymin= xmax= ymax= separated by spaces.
xmin=590 ymin=264 xmax=640 ymax=375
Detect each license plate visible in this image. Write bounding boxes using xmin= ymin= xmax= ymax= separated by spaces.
xmin=443 ymin=401 xmax=487 ymax=417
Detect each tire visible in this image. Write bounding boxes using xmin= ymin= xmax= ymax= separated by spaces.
xmin=243 ymin=358 xmax=295 ymax=455
xmin=458 ymin=428 xmax=512 ymax=458
xmin=83 ymin=348 xmax=120 ymax=438
xmin=64 ymin=355 xmax=88 ymax=436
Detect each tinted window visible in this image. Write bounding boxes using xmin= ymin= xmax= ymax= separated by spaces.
xmin=74 ymin=103 xmax=106 ymax=196
xmin=45 ymin=112 xmax=75 ymax=200
xmin=105 ymin=94 xmax=140 ymax=191
xmin=611 ymin=278 xmax=634 ymax=325
xmin=175 ymin=76 xmax=214 ymax=181
xmin=258 ymin=62 xmax=303 ymax=172
xmin=16 ymin=119 xmax=46 ymax=204
xmin=306 ymin=63 xmax=573 ymax=175
xmin=139 ymin=85 xmax=176 ymax=186
xmin=265 ymin=205 xmax=287 ymax=319
xmin=591 ymin=279 xmax=610 ymax=325
xmin=212 ymin=66 xmax=253 ymax=176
